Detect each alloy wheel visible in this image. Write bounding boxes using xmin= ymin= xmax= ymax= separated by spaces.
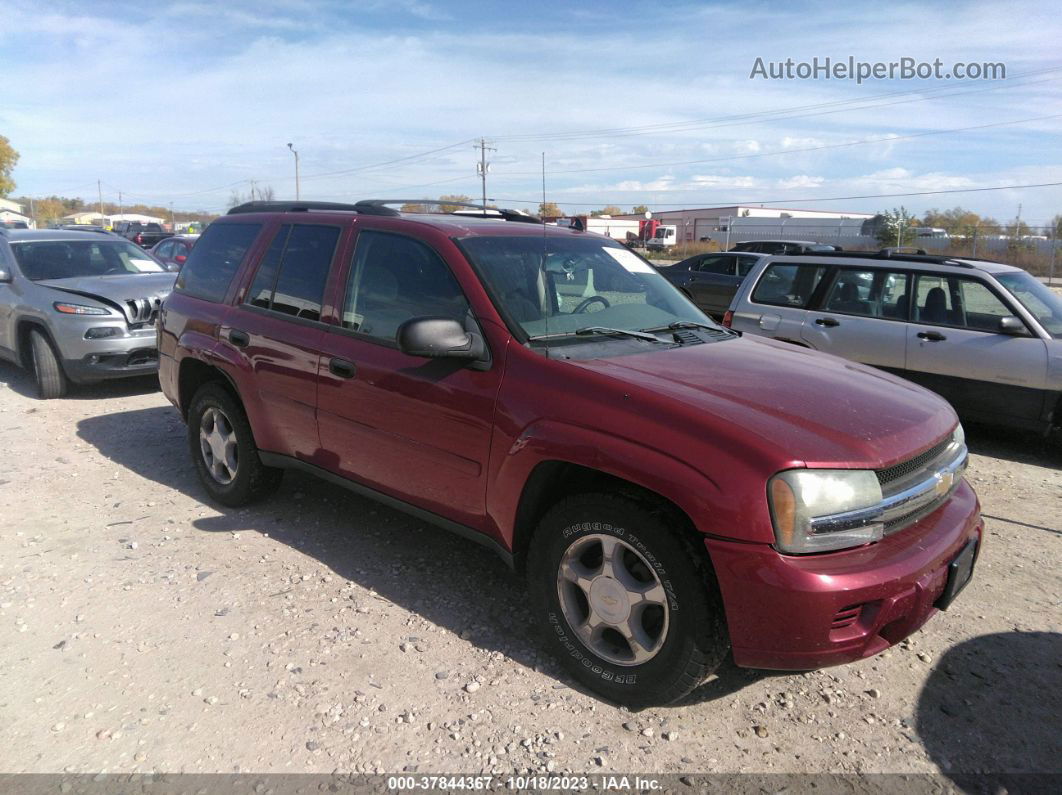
xmin=556 ymin=534 xmax=670 ymax=666
xmin=199 ymin=407 xmax=239 ymax=485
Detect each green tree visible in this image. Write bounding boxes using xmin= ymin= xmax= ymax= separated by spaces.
xmin=590 ymin=205 xmax=624 ymax=217
xmin=631 ymin=204 xmax=649 ymax=215
xmin=538 ymin=201 xmax=562 ymax=217
xmin=1050 ymin=213 xmax=1062 ymax=239
xmin=874 ymin=206 xmax=916 ymax=246
xmin=0 ymin=135 xmax=19 ymax=196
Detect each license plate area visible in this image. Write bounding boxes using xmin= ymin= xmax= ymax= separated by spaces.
xmin=936 ymin=538 xmax=978 ymax=610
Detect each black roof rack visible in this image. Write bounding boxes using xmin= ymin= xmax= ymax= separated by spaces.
xmin=227 ymin=199 xmax=541 ymax=224
xmin=354 ymin=199 xmax=541 ymax=224
xmin=775 ymin=249 xmax=986 ymax=268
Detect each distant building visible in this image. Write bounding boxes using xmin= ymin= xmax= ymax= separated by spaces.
xmin=0 ymin=198 xmax=34 ymax=229
xmin=62 ymin=211 xmax=108 ymax=225
xmin=616 ymin=205 xmax=876 ymax=243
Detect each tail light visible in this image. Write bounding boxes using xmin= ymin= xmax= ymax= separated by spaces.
xmin=722 ymin=310 xmax=734 ymax=328
xmin=175 ymin=254 xmax=187 ymax=264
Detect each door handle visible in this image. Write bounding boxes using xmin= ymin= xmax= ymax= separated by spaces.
xmin=228 ymin=329 xmax=250 ymax=347
xmin=917 ymin=330 xmax=947 ymax=342
xmin=328 ymin=357 xmax=357 ymax=379
xmin=814 ymin=317 xmax=840 ymax=327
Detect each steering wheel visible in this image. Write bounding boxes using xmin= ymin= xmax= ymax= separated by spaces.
xmin=574 ymin=296 xmax=610 ymax=313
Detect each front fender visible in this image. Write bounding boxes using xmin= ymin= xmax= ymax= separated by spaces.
xmin=487 ymin=418 xmax=775 ymax=547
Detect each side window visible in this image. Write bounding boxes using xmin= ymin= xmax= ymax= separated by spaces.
xmin=736 ymin=256 xmax=758 ymax=277
xmin=175 ymin=222 xmax=263 ymax=303
xmin=155 ymin=240 xmax=174 ymax=258
xmin=880 ymin=272 xmax=910 ymax=318
xmin=822 ymin=269 xmax=873 ymax=316
xmin=751 ymin=263 xmax=826 ymax=308
xmin=695 ymin=255 xmax=730 ymax=274
xmin=246 ymin=227 xmax=290 ymax=309
xmin=913 ymin=274 xmax=957 ymax=325
xmin=244 ymin=225 xmax=339 ymax=322
xmin=957 ymin=279 xmax=1014 ymax=332
xmin=342 ymin=231 xmax=470 ymax=343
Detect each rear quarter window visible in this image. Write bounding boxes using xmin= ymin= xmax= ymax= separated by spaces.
xmin=175 ymin=222 xmax=262 ymax=303
xmin=751 ymin=263 xmax=826 ymax=308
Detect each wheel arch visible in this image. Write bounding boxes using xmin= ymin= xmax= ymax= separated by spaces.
xmin=177 ymin=356 xmax=242 ymax=420
xmin=15 ymin=317 xmax=55 ymax=370
xmin=510 ymin=460 xmax=703 ymax=574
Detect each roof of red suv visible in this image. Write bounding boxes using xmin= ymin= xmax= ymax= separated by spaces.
xmin=223 ymin=200 xmax=603 ymax=240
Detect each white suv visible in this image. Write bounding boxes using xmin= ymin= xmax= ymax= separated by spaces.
xmin=724 ymin=251 xmax=1062 ymax=435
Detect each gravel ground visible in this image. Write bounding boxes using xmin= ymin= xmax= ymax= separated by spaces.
xmin=0 ymin=361 xmax=1059 ymax=778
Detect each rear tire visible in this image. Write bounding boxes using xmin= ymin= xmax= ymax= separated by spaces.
xmin=187 ymin=382 xmax=283 ymax=507
xmin=527 ymin=493 xmax=730 ymax=707
xmin=29 ymin=329 xmax=67 ymax=399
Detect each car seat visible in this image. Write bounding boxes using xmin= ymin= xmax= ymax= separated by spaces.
xmin=921 ymin=287 xmax=949 ymax=324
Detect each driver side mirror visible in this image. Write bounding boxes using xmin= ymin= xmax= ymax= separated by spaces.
xmin=998 ymin=315 xmax=1027 ymax=335
xmin=397 ymin=317 xmax=486 ymax=361
xmin=0 ymin=267 xmax=11 ymax=283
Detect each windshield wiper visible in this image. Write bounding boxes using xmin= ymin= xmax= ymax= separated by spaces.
xmin=528 ymin=326 xmax=669 ymax=343
xmin=640 ymin=320 xmax=735 ymax=336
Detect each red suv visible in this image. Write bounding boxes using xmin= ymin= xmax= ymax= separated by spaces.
xmin=158 ymin=200 xmax=983 ymax=706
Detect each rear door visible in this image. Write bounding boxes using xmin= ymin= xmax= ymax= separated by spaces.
xmin=904 ymin=273 xmax=1050 ymax=425
xmin=315 ymin=228 xmax=501 ymax=528
xmin=729 ymin=260 xmax=828 ymax=342
xmin=799 ymin=267 xmax=909 ymax=370
xmin=223 ymin=222 xmax=344 ymax=460
xmin=685 ymin=254 xmax=737 ymax=316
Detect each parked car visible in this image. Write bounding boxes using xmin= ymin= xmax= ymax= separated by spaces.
xmin=113 ymin=221 xmax=173 ymax=249
xmin=150 ymin=234 xmax=199 ymax=272
xmin=659 ymin=250 xmax=769 ymax=319
xmin=0 ymin=228 xmax=174 ymax=398
xmin=158 ymin=200 xmax=981 ymax=707
xmin=724 ymin=251 xmax=1062 ymax=434
xmin=56 ymin=225 xmax=114 ymax=234
xmin=731 ymin=240 xmax=841 ymax=255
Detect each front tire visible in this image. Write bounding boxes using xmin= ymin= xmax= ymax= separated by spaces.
xmin=29 ymin=329 xmax=67 ymax=399
xmin=187 ymin=382 xmax=283 ymax=507
xmin=527 ymin=494 xmax=729 ymax=707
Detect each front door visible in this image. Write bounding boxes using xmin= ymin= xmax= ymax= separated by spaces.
xmin=800 ymin=267 xmax=910 ymax=370
xmin=315 ymin=228 xmax=502 ymax=528
xmin=903 ymin=273 xmax=1050 ymax=426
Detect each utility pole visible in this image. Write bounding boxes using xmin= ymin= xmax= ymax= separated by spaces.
xmin=287 ymin=143 xmax=300 ymax=200
xmin=170 ymin=202 xmax=175 ymax=231
xmin=97 ymin=180 xmax=104 ymax=225
xmin=250 ymin=180 xmax=257 ymax=202
xmin=724 ymin=215 xmax=732 ymax=250
xmin=28 ymin=197 xmax=35 ymax=228
xmin=118 ymin=191 xmax=123 ymax=221
xmin=475 ymin=138 xmax=495 ymax=210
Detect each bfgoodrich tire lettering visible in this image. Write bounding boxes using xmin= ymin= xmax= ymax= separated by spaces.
xmin=187 ymin=382 xmax=283 ymax=507
xmin=528 ymin=493 xmax=729 ymax=707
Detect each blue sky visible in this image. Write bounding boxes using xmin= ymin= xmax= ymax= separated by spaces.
xmin=2 ymin=0 xmax=1061 ymax=225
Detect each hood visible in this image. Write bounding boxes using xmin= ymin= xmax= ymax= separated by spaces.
xmin=38 ymin=273 xmax=176 ymax=325
xmin=569 ymin=335 xmax=957 ymax=469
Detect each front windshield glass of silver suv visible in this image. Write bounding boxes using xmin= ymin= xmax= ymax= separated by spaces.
xmin=11 ymin=240 xmax=165 ymax=281
xmin=459 ymin=235 xmax=718 ymax=341
xmin=996 ymin=271 xmax=1062 ymax=338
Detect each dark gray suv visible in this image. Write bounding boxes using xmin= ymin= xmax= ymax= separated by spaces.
xmin=0 ymin=228 xmax=175 ymax=398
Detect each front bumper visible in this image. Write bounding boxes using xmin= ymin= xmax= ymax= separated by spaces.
xmin=708 ymin=480 xmax=982 ymax=670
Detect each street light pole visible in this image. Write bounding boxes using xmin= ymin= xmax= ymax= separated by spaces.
xmin=287 ymin=143 xmax=300 ymax=200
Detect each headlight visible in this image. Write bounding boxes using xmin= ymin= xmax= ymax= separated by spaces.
xmin=768 ymin=469 xmax=884 ymax=554
xmin=54 ymin=302 xmax=110 ymax=315
xmin=953 ymin=423 xmax=965 ymax=450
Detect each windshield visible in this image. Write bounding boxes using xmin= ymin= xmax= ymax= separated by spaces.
xmin=11 ymin=239 xmax=165 ymax=280
xmin=995 ymin=272 xmax=1062 ymax=338
xmin=459 ymin=235 xmax=718 ymax=341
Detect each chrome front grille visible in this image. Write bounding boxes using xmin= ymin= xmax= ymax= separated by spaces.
xmin=124 ymin=296 xmax=163 ymax=326
xmin=876 ymin=436 xmax=952 ymax=488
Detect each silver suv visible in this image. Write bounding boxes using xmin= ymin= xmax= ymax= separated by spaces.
xmin=725 ymin=251 xmax=1062 ymax=434
xmin=0 ymin=228 xmax=175 ymax=398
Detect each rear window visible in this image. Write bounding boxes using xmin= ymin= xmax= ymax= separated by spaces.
xmin=175 ymin=222 xmax=262 ymax=303
xmin=751 ymin=263 xmax=827 ymax=308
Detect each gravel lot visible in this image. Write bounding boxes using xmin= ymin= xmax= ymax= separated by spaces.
xmin=0 ymin=361 xmax=1059 ymax=779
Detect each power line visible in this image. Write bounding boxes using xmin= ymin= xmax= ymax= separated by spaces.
xmin=492 ymin=67 xmax=1062 ymax=143
xmin=493 ymin=180 xmax=1062 ymax=207
xmin=499 ymin=113 xmax=1062 ymax=177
